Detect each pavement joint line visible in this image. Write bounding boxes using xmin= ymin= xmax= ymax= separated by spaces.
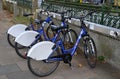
xmin=0 ymin=75 xmax=8 ymax=79
xmin=0 ymin=63 xmax=22 ymax=76
xmin=6 ymin=70 xmax=38 ymax=79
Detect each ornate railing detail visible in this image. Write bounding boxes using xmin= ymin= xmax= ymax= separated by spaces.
xmin=41 ymin=1 xmax=120 ymax=29
xmin=17 ymin=0 xmax=32 ymax=8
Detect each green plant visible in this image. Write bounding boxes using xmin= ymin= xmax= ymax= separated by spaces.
xmin=98 ymin=55 xmax=105 ymax=62
xmin=14 ymin=15 xmax=30 ymax=24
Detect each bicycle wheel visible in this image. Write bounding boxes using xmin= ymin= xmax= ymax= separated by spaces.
xmin=15 ymin=42 xmax=29 ymax=59
xmin=63 ymin=29 xmax=78 ymax=49
xmin=46 ymin=26 xmax=55 ymax=39
xmin=7 ymin=34 xmax=24 ymax=49
xmin=83 ymin=36 xmax=97 ymax=68
xmin=27 ymin=49 xmax=60 ymax=77
xmin=15 ymin=36 xmax=42 ymax=59
xmin=7 ymin=34 xmax=16 ymax=48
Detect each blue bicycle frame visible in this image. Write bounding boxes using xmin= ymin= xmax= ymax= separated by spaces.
xmin=26 ymin=16 xmax=52 ymax=31
xmin=29 ymin=17 xmax=67 ymax=46
xmin=48 ymin=25 xmax=88 ymax=61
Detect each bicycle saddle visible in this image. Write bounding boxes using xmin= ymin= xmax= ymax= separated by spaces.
xmin=51 ymin=25 xmax=68 ymax=32
xmin=23 ymin=13 xmax=33 ymax=17
xmin=34 ymin=19 xmax=44 ymax=24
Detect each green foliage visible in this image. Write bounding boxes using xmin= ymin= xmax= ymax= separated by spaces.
xmin=14 ymin=16 xmax=30 ymax=24
xmin=98 ymin=56 xmax=105 ymax=61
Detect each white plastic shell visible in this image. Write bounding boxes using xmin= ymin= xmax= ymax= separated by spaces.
xmin=15 ymin=31 xmax=39 ymax=47
xmin=7 ymin=24 xmax=28 ymax=37
xmin=27 ymin=41 xmax=55 ymax=60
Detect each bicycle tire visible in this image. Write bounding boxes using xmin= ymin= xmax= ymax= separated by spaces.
xmin=63 ymin=29 xmax=78 ymax=49
xmin=7 ymin=34 xmax=24 ymax=49
xmin=7 ymin=34 xmax=16 ymax=48
xmin=46 ymin=26 xmax=55 ymax=39
xmin=83 ymin=36 xmax=97 ymax=68
xmin=15 ymin=42 xmax=29 ymax=59
xmin=27 ymin=48 xmax=60 ymax=77
xmin=15 ymin=36 xmax=42 ymax=59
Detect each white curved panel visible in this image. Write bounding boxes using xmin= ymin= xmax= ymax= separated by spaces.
xmin=27 ymin=41 xmax=55 ymax=60
xmin=7 ymin=24 xmax=28 ymax=37
xmin=15 ymin=31 xmax=39 ymax=46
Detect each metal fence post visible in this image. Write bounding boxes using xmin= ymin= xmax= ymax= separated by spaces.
xmin=13 ymin=1 xmax=17 ymax=17
xmin=32 ymin=0 xmax=38 ymax=19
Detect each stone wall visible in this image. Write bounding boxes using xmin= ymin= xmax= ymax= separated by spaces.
xmin=2 ymin=0 xmax=32 ymax=16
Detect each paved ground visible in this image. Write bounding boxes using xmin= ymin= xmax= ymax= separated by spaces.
xmin=0 ymin=1 xmax=120 ymax=79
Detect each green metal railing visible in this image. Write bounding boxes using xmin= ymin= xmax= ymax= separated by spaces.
xmin=17 ymin=0 xmax=32 ymax=8
xmin=41 ymin=1 xmax=120 ymax=29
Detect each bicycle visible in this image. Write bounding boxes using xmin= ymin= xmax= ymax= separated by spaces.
xmin=46 ymin=10 xmax=78 ymax=49
xmin=15 ymin=10 xmax=77 ymax=59
xmin=14 ymin=10 xmax=54 ymax=59
xmin=7 ymin=6 xmax=51 ymax=48
xmin=27 ymin=11 xmax=97 ymax=77
xmin=7 ymin=13 xmax=42 ymax=48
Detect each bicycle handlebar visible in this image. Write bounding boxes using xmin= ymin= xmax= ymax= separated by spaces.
xmin=73 ymin=11 xmax=95 ymax=20
xmin=72 ymin=11 xmax=95 ymax=28
xmin=39 ymin=9 xmax=58 ymax=17
xmin=52 ymin=10 xmax=73 ymax=21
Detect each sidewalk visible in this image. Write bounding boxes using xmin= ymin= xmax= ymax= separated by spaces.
xmin=0 ymin=1 xmax=120 ymax=79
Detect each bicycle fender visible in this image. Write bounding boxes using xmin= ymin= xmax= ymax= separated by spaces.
xmin=7 ymin=24 xmax=28 ymax=37
xmin=15 ymin=31 xmax=39 ymax=46
xmin=27 ymin=41 xmax=55 ymax=60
